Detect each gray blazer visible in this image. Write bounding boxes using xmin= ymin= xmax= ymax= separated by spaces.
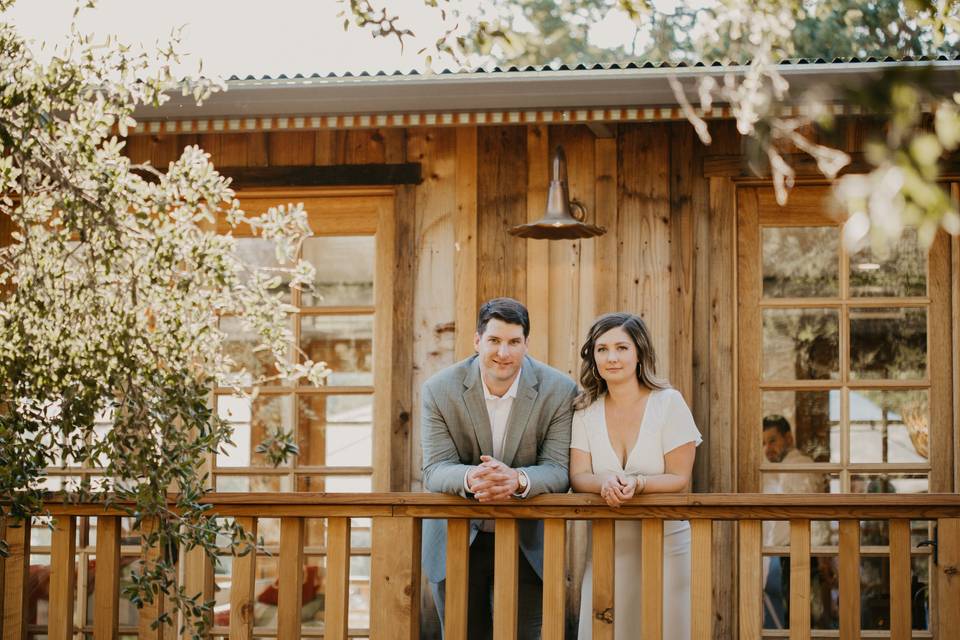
xmin=420 ymin=354 xmax=577 ymax=583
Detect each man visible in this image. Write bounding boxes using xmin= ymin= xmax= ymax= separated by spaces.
xmin=420 ymin=297 xmax=577 ymax=639
xmin=761 ymin=414 xmax=827 ymax=629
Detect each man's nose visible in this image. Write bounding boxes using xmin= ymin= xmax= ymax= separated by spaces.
xmin=498 ymin=343 xmax=510 ymax=356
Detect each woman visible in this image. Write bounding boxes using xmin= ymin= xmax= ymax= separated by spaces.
xmin=570 ymin=313 xmax=701 ymax=640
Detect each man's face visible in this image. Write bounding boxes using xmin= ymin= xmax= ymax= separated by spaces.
xmin=763 ymin=427 xmax=793 ymax=463
xmin=474 ymin=318 xmax=527 ymax=386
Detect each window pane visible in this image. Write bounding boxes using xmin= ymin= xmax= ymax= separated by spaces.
xmin=762 ymin=308 xmax=840 ymax=380
xmin=217 ymin=395 xmax=295 ymax=468
xmin=849 ymin=390 xmax=929 ymax=463
xmin=301 ymin=236 xmax=375 ymax=307
xmin=762 ymin=390 xmax=837 ymax=463
xmin=298 ymin=395 xmax=373 ymax=467
xmin=300 ymin=315 xmax=373 ymax=386
xmin=849 ymin=307 xmax=926 ymax=380
xmin=762 ymin=226 xmax=839 ymax=298
xmin=861 ymin=556 xmax=890 ymax=630
xmin=851 ymin=473 xmax=928 ymax=495
xmin=234 ymin=238 xmax=293 ymax=303
xmin=214 ymin=475 xmax=292 ymax=492
xmin=220 ymin=315 xmax=293 ymax=385
xmin=761 ymin=555 xmax=841 ymax=630
xmin=849 ymin=227 xmax=926 ymax=297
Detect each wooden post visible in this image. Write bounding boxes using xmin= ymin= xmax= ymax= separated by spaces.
xmin=493 ymin=519 xmax=519 ymax=640
xmin=789 ymin=520 xmax=811 ymax=640
xmin=541 ymin=519 xmax=566 ymax=640
xmin=738 ymin=520 xmax=762 ymax=640
xmin=138 ymin=517 xmax=165 ymax=640
xmin=277 ymin=517 xmax=305 ymax=640
xmin=454 ymin=127 xmax=478 ymax=360
xmin=525 ymin=124 xmax=550 ymax=362
xmin=889 ymin=519 xmax=912 ymax=640
xmin=180 ymin=545 xmax=214 ymax=639
xmin=690 ymin=519 xmax=713 ymax=640
xmin=370 ymin=516 xmax=421 ymax=640
xmin=444 ymin=519 xmax=471 ymax=640
xmin=48 ymin=515 xmax=77 ymax=640
xmin=324 ymin=517 xmax=351 ymax=640
xmin=838 ymin=520 xmax=861 ymax=640
xmin=641 ymin=519 xmax=664 ymax=640
xmin=229 ymin=516 xmax=258 ymax=640
xmin=591 ymin=520 xmax=615 ymax=640
xmin=93 ymin=516 xmax=121 ymax=640
xmin=2 ymin=517 xmax=31 ymax=640
xmin=937 ymin=518 xmax=960 ymax=634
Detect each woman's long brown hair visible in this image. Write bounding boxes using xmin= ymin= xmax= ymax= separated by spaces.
xmin=574 ymin=312 xmax=669 ymax=410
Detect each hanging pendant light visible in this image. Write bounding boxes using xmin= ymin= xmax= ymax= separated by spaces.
xmin=508 ymin=145 xmax=606 ymax=240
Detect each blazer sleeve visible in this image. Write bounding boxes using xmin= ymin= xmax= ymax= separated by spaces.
xmin=518 ymin=382 xmax=577 ymax=497
xmin=420 ymin=382 xmax=473 ymax=497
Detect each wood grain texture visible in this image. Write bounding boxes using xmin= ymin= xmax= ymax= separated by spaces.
xmin=137 ymin=517 xmax=167 ymax=640
xmin=493 ymin=519 xmax=519 ymax=640
xmin=444 ymin=519 xmax=471 ymax=640
xmin=889 ymin=518 xmax=912 ymax=640
xmin=641 ymin=519 xmax=664 ymax=640
xmin=789 ymin=520 xmax=811 ymax=640
xmin=617 ymin=123 xmax=671 ymax=374
xmin=690 ymin=519 xmax=713 ymax=640
xmin=2 ymin=518 xmax=30 ymax=640
xmin=591 ymin=519 xmax=615 ymax=640
xmin=928 ymin=229 xmax=953 ymax=492
xmin=228 ymin=516 xmax=258 ymax=640
xmin=267 ymin=131 xmax=316 ymax=165
xmin=370 ymin=517 xmax=421 ymax=640
xmin=542 ymin=519 xmax=567 ymax=639
xmin=454 ymin=126 xmax=478 ymax=360
xmin=594 ymin=136 xmax=619 ymax=316
xmin=93 ymin=516 xmax=121 ymax=640
xmin=277 ymin=517 xmax=305 ymax=640
xmin=48 ymin=515 xmax=76 ymax=640
xmin=954 ymin=184 xmax=960 ymax=494
xmin=525 ymin=124 xmax=550 ymax=361
xmin=409 ymin=128 xmax=458 ymax=492
xmin=937 ymin=518 xmax=960 ymax=634
xmin=181 ymin=544 xmax=214 ymax=639
xmin=324 ymin=517 xmax=351 ymax=640
xmin=838 ymin=520 xmax=861 ymax=640
xmin=477 ymin=126 xmax=527 ymax=304
xmin=390 ymin=185 xmax=416 ymax=490
xmin=738 ymin=520 xmax=762 ymax=640
xmin=736 ymin=187 xmax=762 ymax=494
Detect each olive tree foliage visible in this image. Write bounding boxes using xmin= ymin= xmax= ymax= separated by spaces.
xmin=343 ymin=0 xmax=960 ymax=254
xmin=0 ymin=0 xmax=325 ymax=635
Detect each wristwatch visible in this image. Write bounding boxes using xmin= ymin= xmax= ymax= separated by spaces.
xmin=514 ymin=469 xmax=529 ymax=496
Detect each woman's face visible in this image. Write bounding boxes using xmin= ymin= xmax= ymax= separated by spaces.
xmin=593 ymin=326 xmax=639 ymax=385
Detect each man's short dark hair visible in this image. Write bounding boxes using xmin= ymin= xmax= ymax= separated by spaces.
xmin=763 ymin=414 xmax=791 ymax=435
xmin=476 ymin=297 xmax=530 ymax=337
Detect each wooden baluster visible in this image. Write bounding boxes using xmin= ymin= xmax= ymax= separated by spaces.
xmin=2 ymin=517 xmax=31 ymax=640
xmin=370 ymin=516 xmax=421 ymax=640
xmin=789 ymin=519 xmax=811 ymax=640
xmin=138 ymin=517 xmax=165 ymax=640
xmin=324 ymin=517 xmax=351 ymax=640
xmin=229 ymin=516 xmax=258 ymax=640
xmin=591 ymin=519 xmax=615 ymax=640
xmin=181 ymin=544 xmax=215 ymax=639
xmin=93 ymin=516 xmax=121 ymax=640
xmin=277 ymin=517 xmax=305 ymax=640
xmin=838 ymin=520 xmax=861 ymax=640
xmin=889 ymin=519 xmax=911 ymax=640
xmin=48 ymin=515 xmax=77 ymax=640
xmin=493 ymin=519 xmax=519 ymax=640
xmin=444 ymin=519 xmax=471 ymax=640
xmin=738 ymin=520 xmax=762 ymax=640
xmin=690 ymin=519 xmax=713 ymax=640
xmin=541 ymin=519 xmax=566 ymax=640
xmin=641 ymin=519 xmax=664 ymax=640
xmin=937 ymin=518 xmax=960 ymax=633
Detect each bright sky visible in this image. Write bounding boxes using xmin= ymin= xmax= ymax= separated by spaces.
xmin=4 ymin=0 xmax=703 ymax=78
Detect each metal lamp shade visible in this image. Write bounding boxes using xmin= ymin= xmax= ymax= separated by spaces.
xmin=508 ymin=146 xmax=606 ymax=240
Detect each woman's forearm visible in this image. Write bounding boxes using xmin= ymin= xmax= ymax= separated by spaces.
xmin=570 ymin=472 xmax=603 ymax=494
xmin=637 ymin=473 xmax=690 ymax=494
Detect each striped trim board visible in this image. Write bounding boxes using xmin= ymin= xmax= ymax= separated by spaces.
xmin=131 ymin=103 xmax=862 ymax=135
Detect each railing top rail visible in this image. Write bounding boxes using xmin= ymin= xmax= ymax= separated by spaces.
xmin=12 ymin=492 xmax=960 ymax=520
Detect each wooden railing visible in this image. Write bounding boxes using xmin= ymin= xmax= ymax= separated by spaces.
xmin=2 ymin=493 xmax=960 ymax=639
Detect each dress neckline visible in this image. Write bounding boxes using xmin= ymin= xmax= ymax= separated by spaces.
xmin=600 ymin=390 xmax=658 ymax=471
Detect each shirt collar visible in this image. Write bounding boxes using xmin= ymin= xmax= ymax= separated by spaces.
xmin=479 ymin=360 xmax=522 ymax=401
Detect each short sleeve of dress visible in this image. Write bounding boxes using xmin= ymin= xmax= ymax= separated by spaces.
xmin=661 ymin=389 xmax=703 ymax=453
xmin=570 ymin=406 xmax=591 ymax=452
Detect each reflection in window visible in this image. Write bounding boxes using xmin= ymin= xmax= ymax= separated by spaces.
xmin=849 ymin=307 xmax=926 ymax=380
xmin=762 ymin=308 xmax=840 ymax=380
xmin=298 ymin=395 xmax=373 ymax=468
xmin=301 ymin=236 xmax=375 ymax=307
xmin=220 ymin=315 xmax=293 ymax=385
xmin=217 ymin=395 xmax=295 ymax=468
xmin=849 ymin=390 xmax=928 ymax=464
xmin=762 ymin=390 xmax=836 ymax=463
xmin=762 ymin=226 xmax=839 ymax=298
xmin=849 ymin=227 xmax=926 ymax=298
xmin=300 ymin=315 xmax=373 ymax=386
xmin=234 ymin=238 xmax=293 ymax=302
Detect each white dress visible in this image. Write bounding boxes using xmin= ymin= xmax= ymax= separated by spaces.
xmin=572 ymin=388 xmax=702 ymax=640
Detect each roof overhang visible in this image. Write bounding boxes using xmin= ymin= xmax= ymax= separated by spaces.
xmin=135 ymin=60 xmax=960 ymax=122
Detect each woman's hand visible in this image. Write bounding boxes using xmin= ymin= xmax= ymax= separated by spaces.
xmin=599 ymin=472 xmax=630 ymax=507
xmin=617 ymin=474 xmax=638 ymax=500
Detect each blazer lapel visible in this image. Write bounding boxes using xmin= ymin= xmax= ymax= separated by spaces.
xmin=500 ymin=363 xmax=539 ymax=467
xmin=462 ymin=361 xmax=493 ymax=456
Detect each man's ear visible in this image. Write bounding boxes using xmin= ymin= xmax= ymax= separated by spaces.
xmin=474 ymin=332 xmax=481 ymax=353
